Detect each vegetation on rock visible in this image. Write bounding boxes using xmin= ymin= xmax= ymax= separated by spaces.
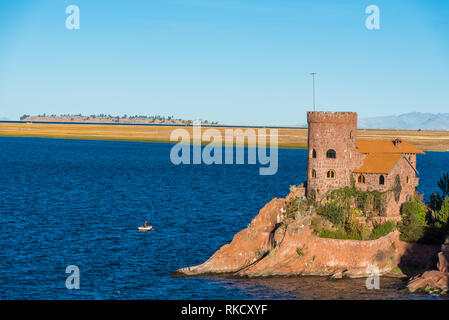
xmin=399 ymin=172 xmax=449 ymax=244
xmin=283 ymin=172 xmax=449 ymax=245
xmin=369 ymin=221 xmax=397 ymax=240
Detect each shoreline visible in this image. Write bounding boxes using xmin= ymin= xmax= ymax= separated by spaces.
xmin=1 ymin=122 xmax=449 ymax=151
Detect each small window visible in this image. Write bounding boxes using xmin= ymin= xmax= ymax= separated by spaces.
xmin=326 ymin=170 xmax=336 ymax=179
xmin=326 ymin=149 xmax=336 ymax=159
xmin=379 ymin=175 xmax=385 ymax=185
xmin=406 ymin=176 xmax=411 ymax=184
xmin=312 ymin=149 xmax=317 ymax=159
xmin=311 ymin=169 xmax=317 ymax=178
xmin=358 ymin=174 xmax=366 ymax=184
xmin=350 ymin=131 xmax=353 ymax=139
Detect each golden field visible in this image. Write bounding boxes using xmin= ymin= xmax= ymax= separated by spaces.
xmin=1 ymin=122 xmax=449 ymax=151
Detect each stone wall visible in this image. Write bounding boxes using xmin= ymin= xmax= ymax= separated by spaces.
xmin=307 ymin=112 xmax=363 ymax=200
xmin=352 ymin=157 xmax=417 ymax=217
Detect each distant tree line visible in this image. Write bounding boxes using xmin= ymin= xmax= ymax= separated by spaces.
xmin=19 ymin=113 xmax=218 ymax=124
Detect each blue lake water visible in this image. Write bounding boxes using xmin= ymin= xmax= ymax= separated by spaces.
xmin=0 ymin=137 xmax=447 ymax=300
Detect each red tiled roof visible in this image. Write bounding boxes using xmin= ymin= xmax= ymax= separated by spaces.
xmin=356 ymin=139 xmax=424 ymax=154
xmin=353 ymin=153 xmax=405 ymax=174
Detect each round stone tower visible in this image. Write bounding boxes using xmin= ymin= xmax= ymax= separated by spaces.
xmin=306 ymin=111 xmax=361 ymax=200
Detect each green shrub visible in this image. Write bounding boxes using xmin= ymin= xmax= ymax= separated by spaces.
xmin=428 ymin=192 xmax=443 ymax=212
xmin=399 ymin=200 xmax=427 ymax=242
xmin=284 ymin=197 xmax=301 ymax=219
xmin=437 ymin=173 xmax=449 ymax=199
xmin=391 ymin=267 xmax=402 ymax=273
xmin=401 ymin=200 xmax=427 ymax=226
xmin=344 ymin=218 xmax=370 ymax=240
xmin=296 ymin=246 xmax=304 ymax=257
xmin=436 ymin=197 xmax=449 ymax=225
xmin=317 ymin=202 xmax=346 ymax=227
xmin=319 ymin=229 xmax=350 ymax=240
xmin=370 ymin=221 xmax=396 ymax=240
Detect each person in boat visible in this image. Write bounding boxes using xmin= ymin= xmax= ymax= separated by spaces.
xmin=143 ymin=221 xmax=148 ymax=227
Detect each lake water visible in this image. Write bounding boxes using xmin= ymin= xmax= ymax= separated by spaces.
xmin=0 ymin=137 xmax=447 ymax=300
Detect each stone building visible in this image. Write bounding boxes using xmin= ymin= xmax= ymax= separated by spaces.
xmin=305 ymin=111 xmax=424 ymax=219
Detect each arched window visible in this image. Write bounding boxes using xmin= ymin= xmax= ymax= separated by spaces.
xmin=406 ymin=176 xmax=410 ymax=184
xmin=379 ymin=175 xmax=385 ymax=185
xmin=326 ymin=169 xmax=336 ymax=179
xmin=312 ymin=149 xmax=317 ymax=158
xmin=350 ymin=131 xmax=353 ymax=139
xmin=326 ymin=149 xmax=336 ymax=159
xmin=358 ymin=174 xmax=366 ymax=184
xmin=311 ymin=169 xmax=317 ymax=178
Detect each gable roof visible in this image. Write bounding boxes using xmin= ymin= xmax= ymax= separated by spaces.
xmin=353 ymin=153 xmax=418 ymax=174
xmin=356 ymin=139 xmax=424 ymax=154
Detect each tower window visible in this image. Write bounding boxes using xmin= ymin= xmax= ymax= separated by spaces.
xmin=326 ymin=170 xmax=336 ymax=179
xmin=358 ymin=174 xmax=366 ymax=184
xmin=326 ymin=149 xmax=336 ymax=159
xmin=311 ymin=169 xmax=317 ymax=178
xmin=379 ymin=175 xmax=385 ymax=185
xmin=406 ymin=176 xmax=411 ymax=184
xmin=312 ymin=149 xmax=317 ymax=158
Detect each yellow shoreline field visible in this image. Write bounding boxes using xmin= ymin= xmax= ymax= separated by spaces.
xmin=1 ymin=122 xmax=449 ymax=151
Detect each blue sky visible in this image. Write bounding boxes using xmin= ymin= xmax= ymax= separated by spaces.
xmin=0 ymin=0 xmax=448 ymax=125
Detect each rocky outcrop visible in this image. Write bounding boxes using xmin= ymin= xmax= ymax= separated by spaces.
xmin=176 ymin=197 xmax=285 ymax=276
xmin=407 ymin=242 xmax=449 ymax=293
xmin=437 ymin=251 xmax=449 ymax=273
xmin=175 ymin=190 xmax=438 ymax=278
xmin=407 ymin=271 xmax=449 ymax=293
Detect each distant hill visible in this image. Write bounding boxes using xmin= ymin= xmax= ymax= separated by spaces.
xmin=0 ymin=117 xmax=8 ymax=120
xmin=358 ymin=112 xmax=449 ymax=131
xmin=19 ymin=114 xmax=218 ymax=125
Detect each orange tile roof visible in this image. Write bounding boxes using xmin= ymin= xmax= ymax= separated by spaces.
xmin=356 ymin=139 xmax=424 ymax=154
xmin=353 ymin=153 xmax=406 ymax=174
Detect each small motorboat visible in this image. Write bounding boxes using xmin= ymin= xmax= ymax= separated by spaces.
xmin=138 ymin=226 xmax=154 ymax=232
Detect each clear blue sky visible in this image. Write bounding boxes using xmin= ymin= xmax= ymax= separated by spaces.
xmin=0 ymin=0 xmax=448 ymax=125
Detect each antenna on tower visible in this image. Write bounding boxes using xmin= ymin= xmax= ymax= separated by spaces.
xmin=310 ymin=73 xmax=317 ymax=111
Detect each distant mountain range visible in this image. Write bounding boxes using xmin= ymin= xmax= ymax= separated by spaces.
xmin=0 ymin=117 xmax=8 ymax=121
xmin=358 ymin=113 xmax=449 ymax=130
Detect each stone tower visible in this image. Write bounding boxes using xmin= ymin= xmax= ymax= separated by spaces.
xmin=306 ymin=111 xmax=361 ymax=200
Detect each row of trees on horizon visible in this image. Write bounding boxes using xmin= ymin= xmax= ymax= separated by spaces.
xmin=19 ymin=113 xmax=219 ymax=124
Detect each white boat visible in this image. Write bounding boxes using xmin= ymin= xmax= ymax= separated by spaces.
xmin=138 ymin=226 xmax=153 ymax=231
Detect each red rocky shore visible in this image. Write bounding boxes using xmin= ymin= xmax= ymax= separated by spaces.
xmin=175 ymin=189 xmax=439 ymax=279
xmin=407 ymin=244 xmax=449 ymax=293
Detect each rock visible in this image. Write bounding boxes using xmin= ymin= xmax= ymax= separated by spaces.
xmin=407 ymin=270 xmax=449 ymax=293
xmin=175 ymin=188 xmax=439 ymax=278
xmin=437 ymin=251 xmax=449 ymax=273
xmin=329 ymin=271 xmax=343 ymax=279
xmin=442 ymin=244 xmax=449 ymax=254
xmin=174 ymin=197 xmax=285 ymax=276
